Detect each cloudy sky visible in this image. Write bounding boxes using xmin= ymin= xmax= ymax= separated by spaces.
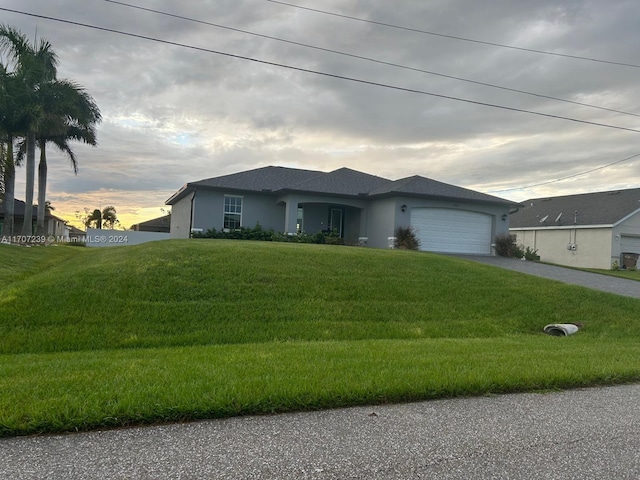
xmin=2 ymin=0 xmax=639 ymax=229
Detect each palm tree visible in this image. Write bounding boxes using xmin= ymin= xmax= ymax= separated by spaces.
xmin=101 ymin=206 xmax=118 ymax=229
xmin=0 ymin=25 xmax=100 ymax=236
xmin=85 ymin=208 xmax=102 ymax=229
xmin=0 ymin=25 xmax=58 ymax=236
xmin=0 ymin=58 xmax=32 ymax=237
xmin=84 ymin=206 xmax=117 ymax=230
xmin=34 ymin=80 xmax=100 ymax=235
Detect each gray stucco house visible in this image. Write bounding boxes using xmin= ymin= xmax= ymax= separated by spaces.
xmin=510 ymin=187 xmax=640 ymax=269
xmin=166 ymin=166 xmax=518 ymax=254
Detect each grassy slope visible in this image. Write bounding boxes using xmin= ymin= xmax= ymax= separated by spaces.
xmin=1 ymin=240 xmax=639 ymax=436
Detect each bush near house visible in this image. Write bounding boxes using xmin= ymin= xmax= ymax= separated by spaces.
xmin=494 ymin=234 xmax=539 ymax=260
xmin=394 ymin=226 xmax=420 ymax=250
xmin=192 ymin=224 xmax=344 ymax=245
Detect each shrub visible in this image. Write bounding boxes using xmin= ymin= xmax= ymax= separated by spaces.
xmin=523 ymin=246 xmax=539 ymax=261
xmin=192 ymin=225 xmax=347 ymax=245
xmin=494 ymin=233 xmax=524 ymax=259
xmin=394 ymin=226 xmax=420 ymax=250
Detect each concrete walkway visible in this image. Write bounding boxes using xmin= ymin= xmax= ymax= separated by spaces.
xmin=1 ymin=384 xmax=638 ymax=479
xmin=456 ymin=255 xmax=640 ymax=299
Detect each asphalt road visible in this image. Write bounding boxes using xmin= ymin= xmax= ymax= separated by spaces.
xmin=2 ymin=384 xmax=639 ymax=479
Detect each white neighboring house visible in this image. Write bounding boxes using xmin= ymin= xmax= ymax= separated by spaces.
xmin=509 ymin=188 xmax=640 ymax=269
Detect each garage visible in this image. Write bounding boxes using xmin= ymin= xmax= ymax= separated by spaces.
xmin=620 ymin=235 xmax=640 ymax=268
xmin=620 ymin=235 xmax=640 ymax=253
xmin=410 ymin=208 xmax=493 ymax=255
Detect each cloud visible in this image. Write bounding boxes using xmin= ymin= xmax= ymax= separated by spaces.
xmin=3 ymin=0 xmax=640 ymax=229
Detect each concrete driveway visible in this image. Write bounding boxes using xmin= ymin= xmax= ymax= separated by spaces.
xmin=1 ymin=384 xmax=639 ymax=479
xmin=456 ymin=255 xmax=640 ymax=299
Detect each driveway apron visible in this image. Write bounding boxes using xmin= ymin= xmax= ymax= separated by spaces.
xmin=456 ymin=255 xmax=640 ymax=299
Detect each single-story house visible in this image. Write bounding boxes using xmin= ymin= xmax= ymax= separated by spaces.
xmin=68 ymin=225 xmax=86 ymax=242
xmin=509 ymin=188 xmax=640 ymax=269
xmin=167 ymin=166 xmax=518 ymax=254
xmin=130 ymin=214 xmax=171 ymax=233
xmin=0 ymin=198 xmax=67 ymax=237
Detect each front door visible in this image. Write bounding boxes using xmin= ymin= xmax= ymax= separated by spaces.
xmin=329 ymin=208 xmax=343 ymax=237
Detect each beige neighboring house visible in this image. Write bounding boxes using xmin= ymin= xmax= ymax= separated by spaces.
xmin=510 ymin=188 xmax=640 ymax=269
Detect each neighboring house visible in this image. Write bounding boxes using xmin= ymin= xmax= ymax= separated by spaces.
xmin=166 ymin=166 xmax=518 ymax=255
xmin=0 ymin=198 xmax=67 ymax=237
xmin=68 ymin=225 xmax=86 ymax=242
xmin=510 ymin=188 xmax=640 ymax=269
xmin=131 ymin=215 xmax=171 ymax=233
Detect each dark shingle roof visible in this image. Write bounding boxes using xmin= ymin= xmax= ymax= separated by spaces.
xmin=0 ymin=198 xmax=60 ymax=218
xmin=287 ymin=167 xmax=389 ymax=195
xmin=368 ymin=175 xmax=514 ymax=204
xmin=510 ymin=188 xmax=640 ymax=228
xmin=191 ymin=166 xmax=320 ymax=192
xmin=131 ymin=215 xmax=171 ymax=231
xmin=166 ymin=166 xmax=516 ymax=206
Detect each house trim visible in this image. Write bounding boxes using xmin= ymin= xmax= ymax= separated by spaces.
xmin=512 ymin=224 xmax=613 ymax=231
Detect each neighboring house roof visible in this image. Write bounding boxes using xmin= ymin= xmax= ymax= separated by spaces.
xmin=68 ymin=225 xmax=86 ymax=236
xmin=510 ymin=188 xmax=640 ymax=228
xmin=0 ymin=198 xmax=64 ymax=221
xmin=131 ymin=215 xmax=171 ymax=232
xmin=166 ymin=166 xmax=517 ymax=206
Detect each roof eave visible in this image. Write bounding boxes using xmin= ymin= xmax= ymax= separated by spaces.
xmin=165 ymin=183 xmax=194 ymax=205
xmin=612 ymin=207 xmax=640 ymax=227
xmin=368 ymin=190 xmax=520 ymax=207
xmin=510 ymin=224 xmax=613 ymax=230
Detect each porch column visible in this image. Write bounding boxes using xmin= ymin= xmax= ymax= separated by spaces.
xmin=284 ymin=199 xmax=299 ymax=234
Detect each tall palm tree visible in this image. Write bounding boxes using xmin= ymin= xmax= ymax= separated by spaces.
xmin=0 ymin=25 xmax=58 ymax=236
xmin=0 ymin=25 xmax=100 ymax=236
xmin=0 ymin=59 xmax=31 ymax=237
xmin=34 ymin=80 xmax=100 ymax=235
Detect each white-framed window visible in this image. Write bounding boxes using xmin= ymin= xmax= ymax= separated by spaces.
xmin=223 ymin=195 xmax=243 ymax=230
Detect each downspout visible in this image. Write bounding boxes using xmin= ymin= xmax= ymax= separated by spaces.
xmin=189 ymin=190 xmax=196 ymax=237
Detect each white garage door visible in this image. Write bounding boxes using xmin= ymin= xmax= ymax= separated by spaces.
xmin=620 ymin=235 xmax=640 ymax=253
xmin=410 ymin=208 xmax=492 ymax=255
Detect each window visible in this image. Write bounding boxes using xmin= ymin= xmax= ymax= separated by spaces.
xmin=296 ymin=206 xmax=304 ymax=233
xmin=223 ymin=195 xmax=242 ymax=230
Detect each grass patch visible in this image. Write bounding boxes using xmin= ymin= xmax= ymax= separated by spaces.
xmin=1 ymin=240 xmax=640 ymax=436
xmin=583 ymin=268 xmax=640 ymax=281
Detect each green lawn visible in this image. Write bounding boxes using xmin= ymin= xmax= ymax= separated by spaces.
xmin=1 ymin=240 xmax=639 ymax=436
xmin=583 ymin=268 xmax=640 ymax=280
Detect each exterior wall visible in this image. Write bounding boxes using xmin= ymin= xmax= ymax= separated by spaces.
xmin=188 ymin=190 xmax=285 ymax=234
xmin=511 ymin=227 xmax=612 ymax=269
xmin=170 ymin=194 xmax=193 ymax=239
xmin=366 ymin=198 xmax=397 ymax=248
xmin=372 ymin=196 xmax=510 ymax=251
xmin=612 ymin=212 xmax=640 ymax=263
xmin=86 ymin=228 xmax=170 ymax=247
